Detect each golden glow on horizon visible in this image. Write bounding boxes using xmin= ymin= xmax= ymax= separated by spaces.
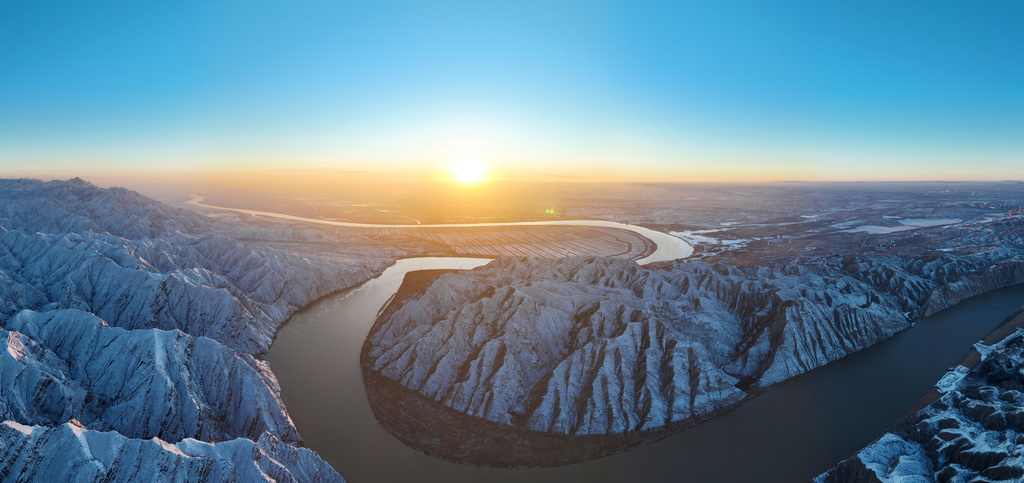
xmin=11 ymin=151 xmax=1022 ymax=187
xmin=448 ymin=156 xmax=488 ymax=184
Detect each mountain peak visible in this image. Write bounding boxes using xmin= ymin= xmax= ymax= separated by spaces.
xmin=66 ymin=177 xmax=93 ymax=187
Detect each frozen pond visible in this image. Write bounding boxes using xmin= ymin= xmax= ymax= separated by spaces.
xmin=843 ymin=218 xmax=963 ymax=234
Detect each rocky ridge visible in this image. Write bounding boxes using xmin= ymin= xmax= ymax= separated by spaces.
xmin=1 ymin=309 xmax=297 ymax=444
xmin=0 ymin=178 xmax=399 ymax=481
xmin=0 ymin=179 xmax=387 ymax=354
xmin=366 ymin=215 xmax=1024 ymax=444
xmin=0 ymin=421 xmax=337 ymax=482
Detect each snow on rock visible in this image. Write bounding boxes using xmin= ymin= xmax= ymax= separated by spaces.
xmin=0 ymin=421 xmax=343 ymax=482
xmin=369 ymin=224 xmax=1024 ymax=438
xmin=935 ymin=365 xmax=970 ymax=393
xmin=368 ymin=256 xmax=911 ymax=435
xmin=818 ymin=326 xmax=1024 ymax=482
xmin=0 ymin=178 xmax=385 ymax=354
xmin=0 ymin=179 xmax=378 ymax=481
xmin=1 ymin=309 xmax=298 ymax=444
xmin=853 ymin=434 xmax=933 ymax=482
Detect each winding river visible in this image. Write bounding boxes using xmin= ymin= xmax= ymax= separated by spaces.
xmin=185 ymin=198 xmax=1024 ymax=481
xmin=185 ymin=195 xmax=693 ymax=265
xmin=266 ymin=259 xmax=1024 ymax=482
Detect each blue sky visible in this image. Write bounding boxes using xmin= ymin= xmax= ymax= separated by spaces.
xmin=1 ymin=0 xmax=1022 ymax=182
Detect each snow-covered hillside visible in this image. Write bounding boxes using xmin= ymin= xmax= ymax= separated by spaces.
xmin=367 ymin=256 xmax=912 ymax=435
xmin=0 ymin=421 xmax=338 ymax=482
xmin=367 ymin=215 xmax=1024 ymax=451
xmin=0 ymin=178 xmax=389 ymax=354
xmin=0 ymin=178 xmax=400 ymax=481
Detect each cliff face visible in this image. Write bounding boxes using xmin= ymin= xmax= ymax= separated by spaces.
xmin=369 ymin=257 xmax=749 ymax=434
xmin=844 ymin=250 xmax=1024 ymax=319
xmin=2 ymin=309 xmax=297 ymax=444
xmin=368 ymin=256 xmax=912 ymax=435
xmin=0 ymin=179 xmax=390 ymax=481
xmin=367 ymin=215 xmax=1024 ymax=438
xmin=817 ymin=323 xmax=1024 ymax=482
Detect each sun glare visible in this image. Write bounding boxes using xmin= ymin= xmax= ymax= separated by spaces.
xmin=448 ymin=157 xmax=488 ymax=184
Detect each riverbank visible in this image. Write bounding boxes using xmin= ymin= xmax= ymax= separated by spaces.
xmin=269 ymin=256 xmax=1024 ymax=482
xmin=360 ymin=266 xmax=1024 ymax=469
xmin=378 ymin=269 xmax=458 ymax=319
xmin=360 ymin=265 xmax=742 ymax=467
xmin=359 ymin=263 xmax=736 ymax=466
xmin=865 ymin=304 xmax=1024 ymax=438
xmin=817 ymin=302 xmax=1024 ymax=482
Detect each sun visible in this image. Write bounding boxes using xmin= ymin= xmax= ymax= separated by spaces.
xmin=448 ymin=156 xmax=488 ymax=184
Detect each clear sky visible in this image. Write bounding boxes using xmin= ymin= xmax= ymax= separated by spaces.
xmin=1 ymin=0 xmax=1022 ymax=183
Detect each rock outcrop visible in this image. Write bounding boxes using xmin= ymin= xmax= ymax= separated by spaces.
xmin=817 ymin=320 xmax=1024 ymax=482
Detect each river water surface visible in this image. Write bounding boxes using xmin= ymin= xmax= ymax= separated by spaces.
xmin=186 ymin=196 xmax=693 ymax=264
xmin=265 ymin=258 xmax=1024 ymax=482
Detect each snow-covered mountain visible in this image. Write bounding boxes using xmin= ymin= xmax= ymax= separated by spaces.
xmin=0 ymin=178 xmax=386 ymax=355
xmin=367 ymin=256 xmax=911 ymax=435
xmin=2 ymin=309 xmax=297 ymax=444
xmin=0 ymin=421 xmax=338 ymax=482
xmin=0 ymin=178 xmax=398 ymax=481
xmin=366 ymin=215 xmax=1024 ymax=461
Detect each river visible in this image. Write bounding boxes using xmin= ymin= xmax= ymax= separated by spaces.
xmin=265 ymin=258 xmax=1024 ymax=483
xmin=185 ymin=196 xmax=693 ymax=265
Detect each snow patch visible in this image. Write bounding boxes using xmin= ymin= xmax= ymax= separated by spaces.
xmin=670 ymin=230 xmax=750 ymax=248
xmin=6 ymin=332 xmax=25 ymax=360
xmin=155 ymin=437 xmax=190 ymax=457
xmin=3 ymin=420 xmax=37 ymax=435
xmin=69 ymin=419 xmax=88 ymax=437
xmin=935 ymin=365 xmax=969 ymax=392
xmin=854 ymin=433 xmax=932 ymax=482
xmin=669 ymin=230 xmax=720 ymax=244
